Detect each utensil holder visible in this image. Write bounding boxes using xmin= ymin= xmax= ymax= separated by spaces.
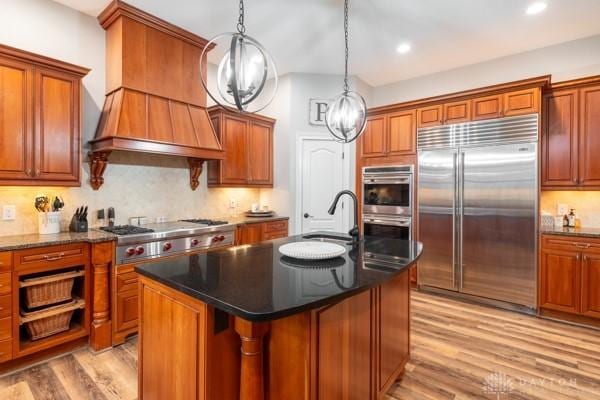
xmin=38 ymin=212 xmax=61 ymax=235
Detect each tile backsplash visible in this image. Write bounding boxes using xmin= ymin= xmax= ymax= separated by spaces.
xmin=541 ymin=191 xmax=600 ymax=227
xmin=0 ymin=153 xmax=260 ymax=237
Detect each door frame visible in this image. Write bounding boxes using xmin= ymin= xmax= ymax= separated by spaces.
xmin=296 ymin=135 xmax=351 ymax=235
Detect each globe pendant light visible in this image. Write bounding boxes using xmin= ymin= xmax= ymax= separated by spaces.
xmin=200 ymin=0 xmax=278 ymax=113
xmin=325 ymin=0 xmax=367 ymax=143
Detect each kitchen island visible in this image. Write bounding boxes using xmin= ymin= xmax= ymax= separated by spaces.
xmin=135 ymin=233 xmax=422 ymax=400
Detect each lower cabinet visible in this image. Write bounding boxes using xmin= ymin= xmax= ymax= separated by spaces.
xmin=236 ymin=219 xmax=289 ymax=245
xmin=113 ymin=265 xmax=139 ymax=344
xmin=539 ymin=235 xmax=600 ymax=321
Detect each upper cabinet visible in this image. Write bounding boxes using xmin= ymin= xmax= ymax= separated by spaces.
xmin=0 ymin=45 xmax=88 ymax=186
xmin=417 ymin=87 xmax=541 ymax=128
xmin=541 ymin=78 xmax=600 ymax=189
xmin=208 ymin=106 xmax=275 ymax=188
xmin=360 ymin=110 xmax=416 ymax=158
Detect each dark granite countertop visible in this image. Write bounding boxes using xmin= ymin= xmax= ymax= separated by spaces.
xmin=136 ymin=233 xmax=422 ymax=322
xmin=0 ymin=230 xmax=117 ymax=251
xmin=540 ymin=225 xmax=600 ymax=238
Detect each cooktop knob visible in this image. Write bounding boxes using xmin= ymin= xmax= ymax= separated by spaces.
xmin=163 ymin=242 xmax=172 ymax=251
xmin=191 ymin=239 xmax=199 ymax=246
xmin=218 ymin=235 xmax=225 ymax=241
xmin=125 ymin=247 xmax=136 ymax=256
xmin=135 ymin=246 xmax=145 ymax=255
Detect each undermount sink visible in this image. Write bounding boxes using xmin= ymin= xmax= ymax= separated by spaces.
xmin=302 ymin=233 xmax=353 ymax=243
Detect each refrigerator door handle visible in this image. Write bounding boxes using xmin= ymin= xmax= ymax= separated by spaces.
xmin=452 ymin=151 xmax=458 ymax=290
xmin=458 ymin=151 xmax=465 ymax=291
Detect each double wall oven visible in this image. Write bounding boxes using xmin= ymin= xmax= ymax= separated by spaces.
xmin=362 ymin=165 xmax=413 ymax=240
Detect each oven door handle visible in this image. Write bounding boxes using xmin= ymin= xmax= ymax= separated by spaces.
xmin=363 ymin=218 xmax=411 ymax=227
xmin=364 ymin=176 xmax=411 ymax=184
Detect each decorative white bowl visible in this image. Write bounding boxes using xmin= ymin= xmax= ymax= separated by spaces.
xmin=278 ymin=241 xmax=346 ymax=260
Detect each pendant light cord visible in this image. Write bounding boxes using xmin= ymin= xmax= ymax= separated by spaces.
xmin=343 ymin=0 xmax=349 ymax=93
xmin=237 ymin=0 xmax=246 ymax=35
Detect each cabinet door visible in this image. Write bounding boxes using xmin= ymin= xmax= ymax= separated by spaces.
xmin=0 ymin=57 xmax=33 ymax=181
xmin=221 ymin=115 xmax=248 ymax=184
xmin=417 ymin=105 xmax=443 ymax=128
xmin=360 ymin=115 xmax=386 ymax=158
xmin=237 ymin=224 xmax=263 ymax=245
xmin=387 ymin=110 xmax=416 ymax=156
xmin=116 ymin=290 xmax=139 ymax=333
xmin=443 ymin=100 xmax=471 ymax=125
xmin=472 ymin=95 xmax=503 ymax=120
xmin=34 ymin=68 xmax=80 ymax=182
xmin=579 ymin=85 xmax=600 ymax=187
xmin=503 ymin=88 xmax=539 ymax=117
xmin=207 ymin=115 xmax=221 ymax=184
xmin=541 ymin=90 xmax=578 ymax=187
xmin=378 ymin=271 xmax=410 ymax=396
xmin=315 ymin=290 xmax=372 ymax=400
xmin=581 ymin=252 xmax=600 ymax=318
xmin=540 ymin=249 xmax=581 ymax=314
xmin=247 ymin=120 xmax=273 ymax=185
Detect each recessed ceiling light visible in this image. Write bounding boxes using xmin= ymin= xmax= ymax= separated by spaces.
xmin=526 ymin=2 xmax=547 ymax=15
xmin=396 ymin=43 xmax=411 ymax=54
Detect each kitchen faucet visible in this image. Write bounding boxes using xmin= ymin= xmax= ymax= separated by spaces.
xmin=328 ymin=190 xmax=361 ymax=245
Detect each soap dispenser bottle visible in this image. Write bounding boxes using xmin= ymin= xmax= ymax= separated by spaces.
xmin=568 ymin=209 xmax=576 ymax=227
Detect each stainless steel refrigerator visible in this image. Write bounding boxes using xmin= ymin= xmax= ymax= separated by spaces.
xmin=417 ymin=114 xmax=538 ymax=311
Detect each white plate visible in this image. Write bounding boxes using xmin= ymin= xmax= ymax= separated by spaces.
xmin=278 ymin=241 xmax=346 ymax=260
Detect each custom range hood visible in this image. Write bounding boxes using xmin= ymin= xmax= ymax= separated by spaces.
xmin=89 ymin=0 xmax=224 ymax=190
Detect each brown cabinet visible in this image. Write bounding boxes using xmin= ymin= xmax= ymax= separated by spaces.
xmin=472 ymin=94 xmax=503 ymax=120
xmin=114 ymin=267 xmax=139 ymax=339
xmin=443 ymin=100 xmax=471 ymax=124
xmin=361 ymin=111 xmax=416 ymax=158
xmin=541 ymin=81 xmax=600 ymax=189
xmin=540 ymin=235 xmax=600 ymax=320
xmin=208 ymin=106 xmax=275 ymax=187
xmin=417 ymin=105 xmax=442 ymax=128
xmin=0 ymin=44 xmax=88 ymax=186
xmin=236 ymin=219 xmax=289 ymax=245
xmin=504 ymin=88 xmax=539 ymax=117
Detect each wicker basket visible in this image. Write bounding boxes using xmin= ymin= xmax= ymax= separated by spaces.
xmin=20 ymin=298 xmax=85 ymax=340
xmin=20 ymin=270 xmax=84 ymax=309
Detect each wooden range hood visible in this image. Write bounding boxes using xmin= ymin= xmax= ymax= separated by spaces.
xmin=88 ymin=0 xmax=224 ymax=190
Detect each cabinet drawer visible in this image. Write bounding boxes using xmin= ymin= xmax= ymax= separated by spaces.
xmin=15 ymin=244 xmax=87 ymax=271
xmin=263 ymin=220 xmax=288 ymax=234
xmin=0 ymin=338 xmax=11 ymax=363
xmin=0 ymin=316 xmax=11 ymax=340
xmin=0 ymin=295 xmax=10 ymax=318
xmin=263 ymin=231 xmax=288 ymax=241
xmin=0 ymin=252 xmax=12 ymax=272
xmin=0 ymin=273 xmax=10 ymax=295
xmin=541 ymin=235 xmax=600 ymax=252
xmin=116 ymin=271 xmax=139 ymax=293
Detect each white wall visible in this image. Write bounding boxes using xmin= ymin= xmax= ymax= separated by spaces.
xmin=0 ymin=0 xmax=259 ymax=236
xmin=372 ymin=34 xmax=600 ymax=107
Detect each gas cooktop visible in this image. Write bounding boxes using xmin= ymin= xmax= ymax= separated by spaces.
xmin=180 ymin=218 xmax=229 ymax=226
xmin=100 ymin=225 xmax=155 ymax=235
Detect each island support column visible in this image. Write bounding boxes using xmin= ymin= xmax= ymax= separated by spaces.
xmin=234 ymin=317 xmax=271 ymax=400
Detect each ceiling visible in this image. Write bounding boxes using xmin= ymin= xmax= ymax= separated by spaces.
xmin=53 ymin=0 xmax=600 ymax=87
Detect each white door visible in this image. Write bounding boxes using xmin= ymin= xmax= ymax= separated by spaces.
xmin=300 ymin=138 xmax=347 ymax=233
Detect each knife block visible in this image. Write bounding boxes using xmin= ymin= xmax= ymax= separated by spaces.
xmin=69 ymin=214 xmax=88 ymax=233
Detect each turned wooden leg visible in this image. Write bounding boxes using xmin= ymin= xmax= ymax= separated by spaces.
xmin=234 ymin=318 xmax=270 ymax=400
xmin=90 ymin=242 xmax=114 ymax=351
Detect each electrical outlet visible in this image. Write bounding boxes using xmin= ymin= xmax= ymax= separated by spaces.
xmin=229 ymin=199 xmax=237 ymax=209
xmin=2 ymin=205 xmax=16 ymax=220
xmin=557 ymin=203 xmax=569 ymax=215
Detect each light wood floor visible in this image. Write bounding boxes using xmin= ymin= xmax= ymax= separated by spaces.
xmin=1 ymin=291 xmax=599 ymax=399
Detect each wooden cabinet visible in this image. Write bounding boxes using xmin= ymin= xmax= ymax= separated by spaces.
xmin=208 ymin=106 xmax=275 ymax=188
xmin=578 ymin=85 xmax=600 ymax=187
xmin=377 ymin=270 xmax=410 ymax=397
xmin=443 ymin=100 xmax=471 ymax=124
xmin=236 ymin=219 xmax=289 ymax=245
xmin=540 ymin=235 xmax=600 ymax=321
xmin=541 ymin=80 xmax=600 ymax=189
xmin=542 ymin=89 xmax=578 ymax=187
xmin=417 ymin=88 xmax=540 ymax=128
xmin=360 ymin=111 xmax=416 ymax=158
xmin=472 ymin=94 xmax=503 ymax=120
xmin=114 ymin=267 xmax=139 ymax=340
xmin=581 ymin=253 xmax=600 ymax=318
xmin=0 ymin=44 xmax=88 ymax=186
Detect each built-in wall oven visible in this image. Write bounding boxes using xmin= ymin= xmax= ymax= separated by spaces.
xmin=362 ymin=165 xmax=413 ymax=240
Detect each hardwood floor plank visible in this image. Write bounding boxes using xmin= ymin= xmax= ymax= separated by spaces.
xmin=73 ymin=349 xmax=137 ymax=400
xmin=0 ymin=381 xmax=36 ymax=400
xmin=49 ymin=354 xmax=108 ymax=400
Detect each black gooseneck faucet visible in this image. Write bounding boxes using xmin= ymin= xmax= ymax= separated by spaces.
xmin=328 ymin=190 xmax=361 ymax=245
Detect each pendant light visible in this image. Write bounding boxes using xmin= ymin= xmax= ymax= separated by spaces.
xmin=200 ymin=0 xmax=278 ymax=113
xmin=325 ymin=0 xmax=367 ymax=143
